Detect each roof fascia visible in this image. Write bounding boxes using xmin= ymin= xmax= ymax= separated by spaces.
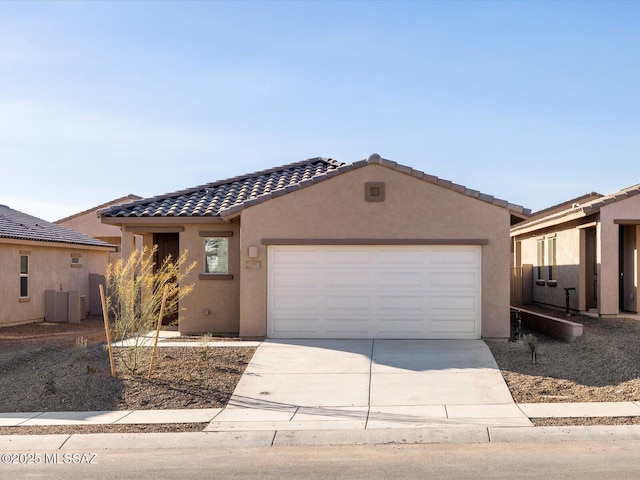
xmin=100 ymin=216 xmax=230 ymax=226
xmin=510 ymin=210 xmax=590 ymax=237
xmin=0 ymin=237 xmax=115 ymax=251
xmin=220 ymin=153 xmax=531 ymax=218
xmin=360 ymin=154 xmax=531 ymax=215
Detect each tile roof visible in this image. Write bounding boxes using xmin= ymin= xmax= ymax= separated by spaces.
xmin=511 ymin=183 xmax=640 ymax=234
xmin=100 ymin=158 xmax=345 ymax=218
xmin=0 ymin=205 xmax=113 ymax=248
xmin=527 ymin=192 xmax=603 ymax=220
xmin=99 ymin=154 xmax=530 ymax=220
xmin=55 ymin=194 xmax=142 ymax=224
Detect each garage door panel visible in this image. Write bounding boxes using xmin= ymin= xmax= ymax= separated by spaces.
xmin=428 ymin=248 xmax=480 ymax=266
xmin=270 ymin=320 xmax=319 ymax=334
xmin=375 ymin=294 xmax=425 ymax=311
xmin=431 ymin=318 xmax=478 ymax=334
xmin=429 ymin=271 xmax=480 ymax=289
xmin=272 ymin=293 xmax=322 ymax=314
xmin=325 ymin=249 xmax=371 ymax=264
xmin=325 ymin=295 xmax=371 ymax=310
xmin=324 ymin=318 xmax=372 ymax=333
xmin=270 ymin=249 xmax=324 ymax=265
xmin=377 ymin=272 xmax=425 ymax=289
xmin=270 ymin=271 xmax=320 ymax=288
xmin=376 ymin=249 xmax=426 ymax=265
xmin=329 ymin=272 xmax=373 ymax=289
xmin=268 ymin=245 xmax=482 ymax=339
xmin=429 ymin=294 xmax=479 ymax=310
xmin=377 ymin=321 xmax=425 ymax=335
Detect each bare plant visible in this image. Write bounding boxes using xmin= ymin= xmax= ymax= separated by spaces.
xmin=197 ymin=333 xmax=213 ymax=364
xmin=104 ymin=245 xmax=197 ymax=375
xmin=44 ymin=372 xmax=56 ymax=395
xmin=74 ymin=336 xmax=88 ymax=358
xmin=521 ymin=333 xmax=539 ymax=364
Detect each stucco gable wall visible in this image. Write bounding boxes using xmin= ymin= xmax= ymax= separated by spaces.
xmin=238 ymin=164 xmax=511 ymax=338
xmin=0 ymin=242 xmax=109 ymax=326
xmin=58 ymin=210 xmax=124 ymax=239
xmin=518 ymin=226 xmax=581 ymax=309
xmin=599 ymin=194 xmax=640 ymax=315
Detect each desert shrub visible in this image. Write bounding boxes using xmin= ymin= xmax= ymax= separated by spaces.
xmin=104 ymin=246 xmax=196 ymax=375
xmin=521 ymin=333 xmax=539 ymax=364
xmin=74 ymin=336 xmax=88 ymax=358
xmin=197 ymin=333 xmax=213 ymax=364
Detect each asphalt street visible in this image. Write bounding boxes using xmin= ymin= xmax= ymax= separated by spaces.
xmin=3 ymin=441 xmax=640 ymax=480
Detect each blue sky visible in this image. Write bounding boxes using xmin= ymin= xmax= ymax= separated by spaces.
xmin=1 ymin=0 xmax=639 ymax=222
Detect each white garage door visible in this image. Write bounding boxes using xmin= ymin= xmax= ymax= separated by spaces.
xmin=267 ymin=245 xmax=482 ymax=339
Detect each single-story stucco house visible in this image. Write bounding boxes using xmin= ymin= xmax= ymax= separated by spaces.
xmin=0 ymin=205 xmax=114 ymax=327
xmin=99 ymin=154 xmax=529 ymax=340
xmin=56 ymin=194 xmax=142 ymax=264
xmin=511 ymin=183 xmax=640 ymax=316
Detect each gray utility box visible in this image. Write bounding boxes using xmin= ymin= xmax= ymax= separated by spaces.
xmin=45 ymin=290 xmax=85 ymax=323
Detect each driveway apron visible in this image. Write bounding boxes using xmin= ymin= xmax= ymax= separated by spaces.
xmin=207 ymin=339 xmax=531 ymax=430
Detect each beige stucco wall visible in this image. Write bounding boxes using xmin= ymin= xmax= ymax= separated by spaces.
xmin=59 ymin=211 xmax=125 ymax=240
xmin=599 ymin=195 xmax=640 ymax=315
xmin=58 ymin=203 xmax=142 ymax=262
xmin=238 ymin=164 xmax=512 ymax=339
xmin=179 ymin=222 xmax=241 ymax=334
xmin=119 ymin=222 xmax=241 ymax=335
xmin=0 ymin=241 xmax=110 ymax=326
xmin=517 ymin=227 xmax=581 ymax=310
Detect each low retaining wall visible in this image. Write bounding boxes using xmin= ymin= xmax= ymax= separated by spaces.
xmin=511 ymin=307 xmax=583 ymax=342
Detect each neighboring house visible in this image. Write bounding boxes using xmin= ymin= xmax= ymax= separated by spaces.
xmin=0 ymin=205 xmax=114 ymax=327
xmin=56 ymin=194 xmax=142 ymax=264
xmin=99 ymin=154 xmax=529 ymax=340
xmin=511 ymin=184 xmax=640 ymax=316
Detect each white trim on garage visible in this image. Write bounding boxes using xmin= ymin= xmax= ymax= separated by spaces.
xmin=267 ymin=245 xmax=482 ymax=339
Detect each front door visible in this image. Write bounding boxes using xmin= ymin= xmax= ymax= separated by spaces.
xmin=619 ymin=225 xmax=638 ymax=313
xmin=153 ymin=233 xmax=180 ymax=323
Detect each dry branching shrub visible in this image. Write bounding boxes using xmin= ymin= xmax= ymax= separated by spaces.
xmin=105 ymin=246 xmax=196 ymax=375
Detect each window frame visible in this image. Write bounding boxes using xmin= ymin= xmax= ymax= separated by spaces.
xmin=536 ymin=238 xmax=545 ymax=285
xmin=547 ymin=236 xmax=557 ymax=285
xmin=20 ymin=254 xmax=29 ymax=298
xmin=71 ymin=253 xmax=82 ymax=268
xmin=203 ymin=237 xmax=229 ymax=275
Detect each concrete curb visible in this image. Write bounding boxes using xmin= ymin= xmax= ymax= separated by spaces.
xmin=3 ymin=425 xmax=640 ymax=451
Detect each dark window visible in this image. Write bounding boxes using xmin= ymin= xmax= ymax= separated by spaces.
xmin=547 ymin=237 xmax=557 ymax=281
xmin=20 ymin=255 xmax=29 ymax=297
xmin=536 ymin=239 xmax=544 ymax=280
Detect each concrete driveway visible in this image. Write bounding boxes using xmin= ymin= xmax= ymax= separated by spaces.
xmin=207 ymin=340 xmax=532 ymax=431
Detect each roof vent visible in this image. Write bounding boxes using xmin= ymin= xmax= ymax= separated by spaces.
xmin=572 ymin=203 xmax=580 ymax=208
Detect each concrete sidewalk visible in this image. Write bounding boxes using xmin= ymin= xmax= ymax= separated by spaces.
xmin=2 ymin=403 xmax=640 ymax=450
xmin=2 ymin=402 xmax=640 ymax=428
xmin=2 ymin=404 xmax=640 ymax=451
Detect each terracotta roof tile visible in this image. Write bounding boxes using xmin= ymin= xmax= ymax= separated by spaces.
xmin=99 ymin=155 xmax=529 ymax=220
xmin=100 ymin=158 xmax=343 ymax=219
xmin=0 ymin=205 xmax=113 ymax=248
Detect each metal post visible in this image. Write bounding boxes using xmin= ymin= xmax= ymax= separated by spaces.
xmin=564 ymin=287 xmax=576 ymax=315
